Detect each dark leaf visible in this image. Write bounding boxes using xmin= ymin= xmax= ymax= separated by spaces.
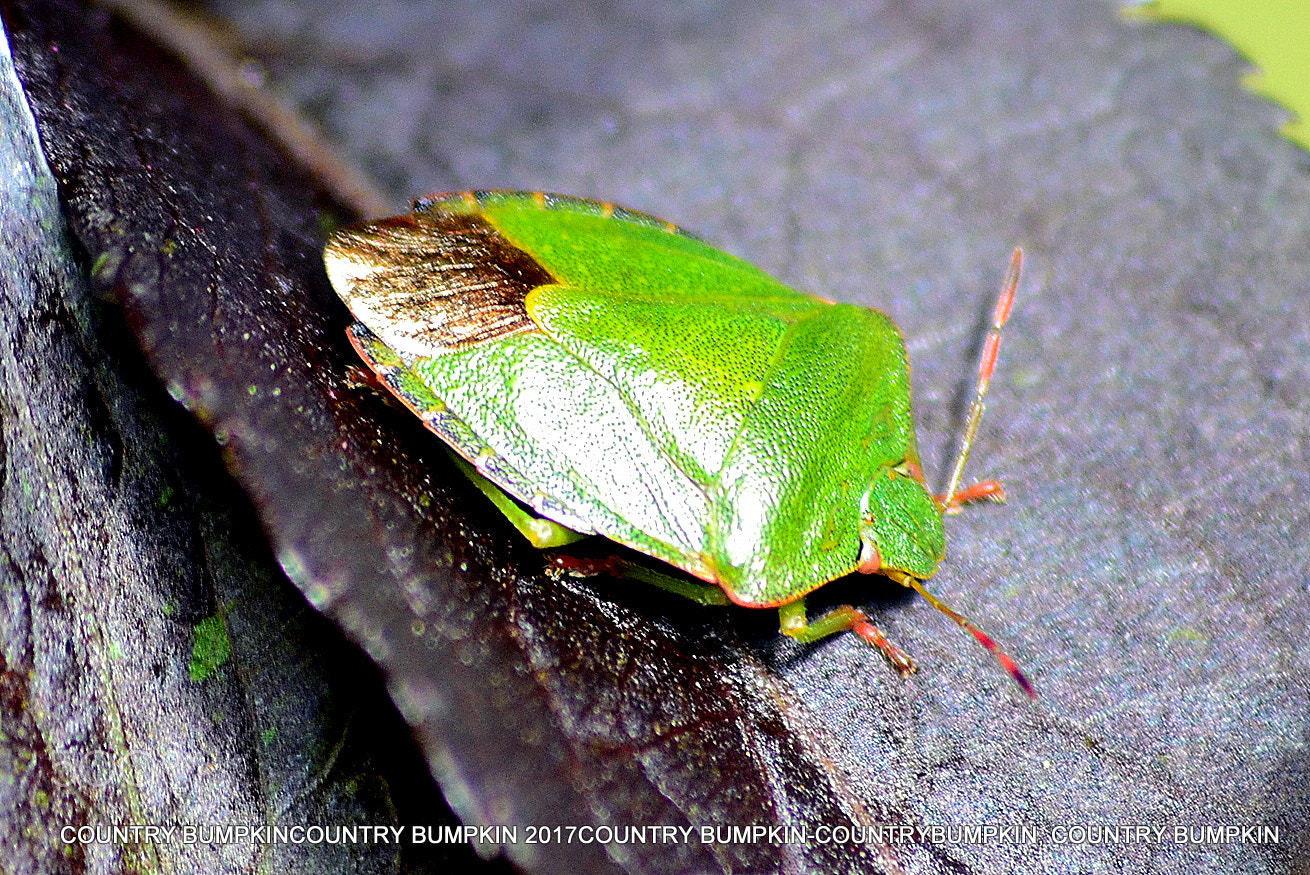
xmin=2 ymin=3 xmax=918 ymax=873
xmin=203 ymin=1 xmax=1310 ymax=873
xmin=0 ymin=7 xmax=479 ymax=875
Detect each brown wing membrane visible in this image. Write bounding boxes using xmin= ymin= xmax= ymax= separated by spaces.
xmin=325 ymin=212 xmax=554 ymax=352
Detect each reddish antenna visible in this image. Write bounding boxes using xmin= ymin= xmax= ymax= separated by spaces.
xmin=941 ymin=248 xmax=1023 ymax=511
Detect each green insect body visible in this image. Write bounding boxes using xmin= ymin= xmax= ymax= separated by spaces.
xmin=326 ymin=191 xmax=1029 ymax=694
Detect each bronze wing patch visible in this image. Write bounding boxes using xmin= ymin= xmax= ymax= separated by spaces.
xmin=325 ymin=211 xmax=555 ymax=354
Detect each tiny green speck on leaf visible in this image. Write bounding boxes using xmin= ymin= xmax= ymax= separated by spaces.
xmin=189 ymin=615 xmax=232 ymax=682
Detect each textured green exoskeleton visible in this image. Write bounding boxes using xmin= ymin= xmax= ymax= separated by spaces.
xmin=325 ymin=191 xmax=1030 ymax=694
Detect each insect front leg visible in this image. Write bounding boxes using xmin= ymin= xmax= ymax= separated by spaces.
xmin=777 ymin=600 xmax=917 ymax=675
xmin=935 ymin=478 xmax=1007 ymax=514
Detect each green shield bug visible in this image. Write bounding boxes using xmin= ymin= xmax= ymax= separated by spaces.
xmin=325 ymin=190 xmax=1032 ymax=696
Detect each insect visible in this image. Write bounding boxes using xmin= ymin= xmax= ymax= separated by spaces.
xmin=325 ymin=190 xmax=1031 ymax=695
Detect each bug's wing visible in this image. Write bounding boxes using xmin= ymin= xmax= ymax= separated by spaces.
xmin=325 ymin=200 xmax=738 ymax=569
xmin=346 ymin=323 xmax=602 ymax=536
xmin=409 ymin=327 xmax=718 ymax=576
xmin=326 ymin=211 xmax=547 ymax=359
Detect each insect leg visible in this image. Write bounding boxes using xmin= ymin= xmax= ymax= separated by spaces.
xmin=778 ymin=600 xmax=917 ymax=674
xmin=447 ymin=451 xmax=588 ymax=548
xmin=936 ymin=479 xmax=1006 ymax=513
xmin=548 ymin=555 xmax=732 ymax=606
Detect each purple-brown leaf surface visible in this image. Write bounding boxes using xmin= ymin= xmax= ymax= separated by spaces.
xmin=0 ymin=3 xmax=923 ymax=873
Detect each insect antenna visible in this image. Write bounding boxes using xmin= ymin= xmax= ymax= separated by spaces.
xmin=941 ymin=248 xmax=1023 ymax=510
xmin=897 ymin=572 xmax=1036 ymax=698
